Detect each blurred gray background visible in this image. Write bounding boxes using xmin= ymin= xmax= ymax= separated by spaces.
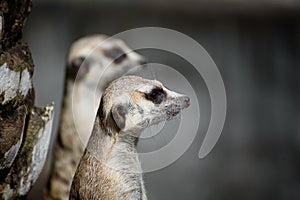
xmin=24 ymin=0 xmax=300 ymax=199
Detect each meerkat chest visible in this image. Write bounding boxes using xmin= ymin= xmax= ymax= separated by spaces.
xmin=73 ymin=84 xmax=102 ymax=147
xmin=78 ymin=154 xmax=146 ymax=200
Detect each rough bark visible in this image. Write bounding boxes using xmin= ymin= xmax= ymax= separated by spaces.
xmin=0 ymin=0 xmax=54 ymax=199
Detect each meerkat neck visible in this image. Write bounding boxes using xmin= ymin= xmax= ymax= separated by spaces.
xmin=108 ymin=134 xmax=140 ymax=171
xmin=87 ymin=126 xmax=141 ymax=172
xmin=65 ymin=79 xmax=102 ymax=147
xmin=84 ymin=123 xmax=146 ymax=199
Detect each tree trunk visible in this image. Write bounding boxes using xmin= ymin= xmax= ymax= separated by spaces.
xmin=0 ymin=0 xmax=54 ymax=199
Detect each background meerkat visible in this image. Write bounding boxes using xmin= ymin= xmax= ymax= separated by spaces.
xmin=70 ymin=75 xmax=190 ymax=200
xmin=44 ymin=35 xmax=146 ymax=200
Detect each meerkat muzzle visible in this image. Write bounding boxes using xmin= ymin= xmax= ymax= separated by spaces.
xmin=180 ymin=95 xmax=190 ymax=109
xmin=164 ymin=95 xmax=190 ymax=120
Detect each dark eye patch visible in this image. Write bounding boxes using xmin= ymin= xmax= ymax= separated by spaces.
xmin=67 ymin=56 xmax=89 ymax=80
xmin=145 ymin=87 xmax=166 ymax=104
xmin=103 ymin=47 xmax=127 ymax=64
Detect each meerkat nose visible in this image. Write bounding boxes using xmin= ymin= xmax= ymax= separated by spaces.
xmin=181 ymin=96 xmax=190 ymax=109
xmin=139 ymin=58 xmax=147 ymax=66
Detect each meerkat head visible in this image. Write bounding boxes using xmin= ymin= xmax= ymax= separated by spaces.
xmin=98 ymin=76 xmax=190 ymax=136
xmin=66 ymin=34 xmax=146 ymax=90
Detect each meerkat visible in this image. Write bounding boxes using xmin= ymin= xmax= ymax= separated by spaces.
xmin=70 ymin=75 xmax=190 ymax=200
xmin=44 ymin=35 xmax=146 ymax=200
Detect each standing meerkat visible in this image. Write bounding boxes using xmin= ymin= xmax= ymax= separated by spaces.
xmin=70 ymin=75 xmax=190 ymax=200
xmin=44 ymin=35 xmax=146 ymax=200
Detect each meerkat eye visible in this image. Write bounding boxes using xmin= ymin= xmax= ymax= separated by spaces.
xmin=103 ymin=47 xmax=127 ymax=64
xmin=114 ymin=54 xmax=127 ymax=64
xmin=145 ymin=88 xmax=166 ymax=104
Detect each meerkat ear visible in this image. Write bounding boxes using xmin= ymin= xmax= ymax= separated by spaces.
xmin=112 ymin=103 xmax=128 ymax=130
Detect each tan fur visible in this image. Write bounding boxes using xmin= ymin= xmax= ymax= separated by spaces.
xmin=70 ymin=76 xmax=190 ymax=200
xmin=70 ymin=120 xmax=144 ymax=200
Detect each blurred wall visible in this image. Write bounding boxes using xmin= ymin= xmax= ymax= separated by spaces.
xmin=24 ymin=1 xmax=300 ymax=199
